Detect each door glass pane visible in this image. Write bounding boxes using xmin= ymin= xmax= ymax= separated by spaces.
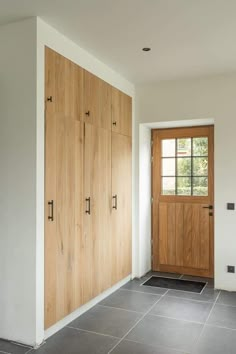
xmin=193 ymin=157 xmax=208 ymax=176
xmin=177 ymin=177 xmax=191 ymax=195
xmin=193 ymin=137 xmax=208 ymax=156
xmin=177 ymin=138 xmax=191 ymax=156
xmin=162 ymin=158 xmax=175 ymax=176
xmin=162 ymin=177 xmax=176 ymax=195
xmin=162 ymin=139 xmax=175 ymax=157
xmin=177 ymin=157 xmax=191 ymax=176
xmin=193 ymin=177 xmax=208 ymax=196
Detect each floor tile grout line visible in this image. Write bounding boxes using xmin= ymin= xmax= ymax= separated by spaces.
xmin=205 ymin=322 xmax=236 ymax=332
xmin=119 ymin=288 xmax=161 ymax=296
xmin=67 ymin=326 xmax=121 ymax=340
xmin=147 ymin=313 xmax=206 ymax=325
xmin=191 ymin=289 xmax=221 ymax=354
xmin=107 ymin=290 xmax=169 ymax=353
xmin=96 ymin=304 xmax=144 ymax=314
xmin=214 ymin=302 xmax=236 ymax=308
xmin=120 ymin=287 xmax=166 ymax=296
xmin=124 ymin=338 xmax=189 ymax=354
xmin=164 ymin=293 xmax=219 ymax=304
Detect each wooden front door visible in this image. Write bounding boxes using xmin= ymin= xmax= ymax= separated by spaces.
xmin=152 ymin=126 xmax=214 ymax=278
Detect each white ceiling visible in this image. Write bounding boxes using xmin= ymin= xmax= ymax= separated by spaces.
xmin=1 ymin=0 xmax=236 ymax=83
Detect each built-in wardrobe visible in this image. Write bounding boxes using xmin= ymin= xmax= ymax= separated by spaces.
xmin=44 ymin=47 xmax=132 ymax=329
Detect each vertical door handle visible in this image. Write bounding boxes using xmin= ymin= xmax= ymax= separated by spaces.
xmin=48 ymin=200 xmax=54 ymax=221
xmin=85 ymin=197 xmax=91 ymax=214
xmin=85 ymin=111 xmax=90 ymax=116
xmin=112 ymin=195 xmax=117 ymax=209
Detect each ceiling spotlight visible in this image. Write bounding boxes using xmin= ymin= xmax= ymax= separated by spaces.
xmin=142 ymin=47 xmax=151 ymax=52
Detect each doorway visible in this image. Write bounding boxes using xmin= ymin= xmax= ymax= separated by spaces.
xmin=151 ymin=126 xmax=214 ymax=278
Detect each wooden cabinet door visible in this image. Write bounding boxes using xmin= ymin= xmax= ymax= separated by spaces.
xmin=111 ymin=132 xmax=132 ymax=284
xmin=83 ymin=70 xmax=112 ymax=130
xmin=112 ymin=87 xmax=132 ymax=137
xmin=45 ymin=48 xmax=84 ymax=329
xmin=83 ymin=123 xmax=112 ymax=303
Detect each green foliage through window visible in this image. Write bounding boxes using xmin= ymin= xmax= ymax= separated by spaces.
xmin=161 ymin=137 xmax=208 ymax=196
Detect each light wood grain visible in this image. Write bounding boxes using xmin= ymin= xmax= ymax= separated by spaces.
xmin=159 ymin=203 xmax=168 ymax=265
xmin=112 ymin=87 xmax=132 ymax=137
xmin=83 ymin=70 xmax=112 ymax=129
xmin=83 ymin=123 xmax=112 ymax=301
xmin=175 ymin=203 xmax=184 ymax=266
xmin=45 ymin=47 xmax=133 ymax=329
xmin=45 ymin=48 xmax=84 ymax=328
xmin=111 ymin=132 xmax=132 ymax=284
xmin=168 ymin=203 xmax=176 ymax=266
xmin=45 ymin=47 xmax=57 ymax=328
xmin=152 ymin=126 xmax=214 ymax=278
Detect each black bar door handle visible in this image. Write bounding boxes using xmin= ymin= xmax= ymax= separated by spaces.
xmin=203 ymin=205 xmax=213 ymax=209
xmin=112 ymin=195 xmax=117 ymax=209
xmin=48 ymin=200 xmax=54 ymax=221
xmin=86 ymin=197 xmax=91 ymax=214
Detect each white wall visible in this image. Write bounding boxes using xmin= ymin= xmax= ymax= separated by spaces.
xmin=138 ymin=126 xmax=152 ymax=276
xmin=135 ymin=74 xmax=236 ymax=291
xmin=0 ymin=18 xmax=37 ymax=345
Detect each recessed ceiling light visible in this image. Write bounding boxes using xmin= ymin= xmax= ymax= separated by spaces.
xmin=142 ymin=47 xmax=151 ymax=52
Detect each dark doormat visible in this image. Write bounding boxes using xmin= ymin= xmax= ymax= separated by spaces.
xmin=142 ymin=276 xmax=206 ymax=293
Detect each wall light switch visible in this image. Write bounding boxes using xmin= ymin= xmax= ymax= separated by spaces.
xmin=227 ymin=203 xmax=235 ymax=210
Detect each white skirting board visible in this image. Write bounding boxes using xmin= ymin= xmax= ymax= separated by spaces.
xmin=44 ymin=275 xmax=131 ymax=340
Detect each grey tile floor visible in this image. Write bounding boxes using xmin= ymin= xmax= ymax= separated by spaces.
xmin=1 ymin=272 xmax=236 ymax=354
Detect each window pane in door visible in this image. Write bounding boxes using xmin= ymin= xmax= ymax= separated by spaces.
xmin=177 ymin=138 xmax=191 ymax=156
xmin=177 ymin=157 xmax=191 ymax=176
xmin=177 ymin=177 xmax=191 ymax=195
xmin=193 ymin=137 xmax=208 ymax=156
xmin=162 ymin=139 xmax=175 ymax=157
xmin=162 ymin=158 xmax=175 ymax=176
xmin=193 ymin=177 xmax=208 ymax=196
xmin=193 ymin=157 xmax=208 ymax=176
xmin=162 ymin=177 xmax=176 ymax=195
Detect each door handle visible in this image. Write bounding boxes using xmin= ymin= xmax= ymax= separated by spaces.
xmin=85 ymin=110 xmax=90 ymax=116
xmin=85 ymin=197 xmax=91 ymax=214
xmin=203 ymin=205 xmax=213 ymax=209
xmin=48 ymin=200 xmax=54 ymax=221
xmin=112 ymin=195 xmax=117 ymax=210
